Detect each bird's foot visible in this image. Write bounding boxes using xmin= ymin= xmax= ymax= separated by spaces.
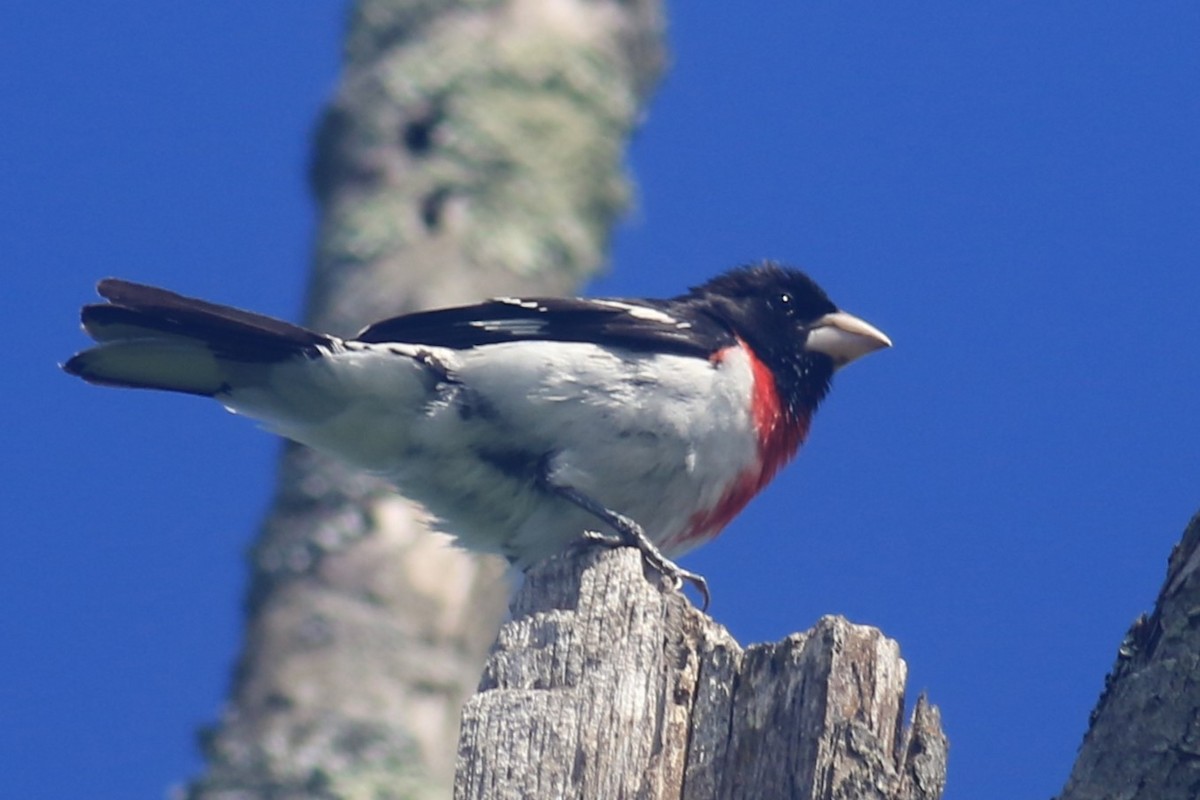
xmin=543 ymin=473 xmax=712 ymax=610
xmin=608 ymin=520 xmax=710 ymax=612
xmin=573 ymin=514 xmax=710 ymax=611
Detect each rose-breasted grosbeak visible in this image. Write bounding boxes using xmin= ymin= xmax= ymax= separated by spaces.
xmin=65 ymin=262 xmax=890 ymax=606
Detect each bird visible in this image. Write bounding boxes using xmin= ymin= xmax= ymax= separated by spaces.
xmin=64 ymin=262 xmax=890 ymax=607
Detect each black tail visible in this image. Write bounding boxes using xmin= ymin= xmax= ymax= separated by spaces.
xmin=64 ymin=279 xmax=332 ymax=396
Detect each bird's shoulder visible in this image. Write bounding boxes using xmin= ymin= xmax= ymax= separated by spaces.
xmin=354 ymin=295 xmax=734 ymax=357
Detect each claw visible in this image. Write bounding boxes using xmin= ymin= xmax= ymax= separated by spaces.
xmin=548 ymin=481 xmax=712 ymax=611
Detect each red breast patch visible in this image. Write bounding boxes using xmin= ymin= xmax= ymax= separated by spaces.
xmin=669 ymin=339 xmax=809 ymax=549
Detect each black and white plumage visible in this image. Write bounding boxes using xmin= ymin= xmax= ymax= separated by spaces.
xmin=65 ymin=262 xmax=891 ymax=605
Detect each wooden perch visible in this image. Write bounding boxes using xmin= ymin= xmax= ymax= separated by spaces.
xmin=455 ymin=547 xmax=947 ymax=800
xmin=1058 ymin=511 xmax=1200 ymax=800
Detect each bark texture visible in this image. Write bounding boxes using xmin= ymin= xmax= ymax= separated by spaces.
xmin=455 ymin=547 xmax=948 ymax=800
xmin=1058 ymin=510 xmax=1200 ymax=800
xmin=187 ymin=1 xmax=666 ymax=797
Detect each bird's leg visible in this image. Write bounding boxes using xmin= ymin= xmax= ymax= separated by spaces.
xmin=546 ymin=481 xmax=711 ymax=611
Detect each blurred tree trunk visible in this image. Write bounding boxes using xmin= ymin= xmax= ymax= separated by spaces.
xmin=1057 ymin=510 xmax=1200 ymax=800
xmin=186 ymin=1 xmax=666 ymax=797
xmin=455 ymin=548 xmax=948 ymax=800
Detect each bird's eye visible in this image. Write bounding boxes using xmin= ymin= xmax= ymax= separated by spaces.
xmin=778 ymin=292 xmax=794 ymax=312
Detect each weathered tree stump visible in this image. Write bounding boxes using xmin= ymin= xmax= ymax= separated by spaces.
xmin=455 ymin=547 xmax=947 ymax=800
xmin=1058 ymin=511 xmax=1200 ymax=800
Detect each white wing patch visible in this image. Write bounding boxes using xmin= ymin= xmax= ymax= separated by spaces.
xmin=468 ymin=319 xmax=548 ymax=335
xmin=590 ymin=299 xmax=680 ymax=325
xmin=495 ymin=297 xmax=547 ymax=311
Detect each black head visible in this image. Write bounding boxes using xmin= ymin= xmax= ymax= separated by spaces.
xmin=683 ymin=261 xmax=890 ymax=417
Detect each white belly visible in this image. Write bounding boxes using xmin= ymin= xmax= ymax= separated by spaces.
xmin=225 ymin=340 xmax=762 ymax=562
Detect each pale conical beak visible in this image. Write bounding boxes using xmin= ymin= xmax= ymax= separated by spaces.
xmin=805 ymin=310 xmax=892 ymax=368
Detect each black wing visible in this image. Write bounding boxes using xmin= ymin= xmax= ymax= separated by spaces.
xmin=355 ymin=296 xmax=734 ymax=357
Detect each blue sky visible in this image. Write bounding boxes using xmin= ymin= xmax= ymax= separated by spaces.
xmin=5 ymin=4 xmax=1198 ymax=798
